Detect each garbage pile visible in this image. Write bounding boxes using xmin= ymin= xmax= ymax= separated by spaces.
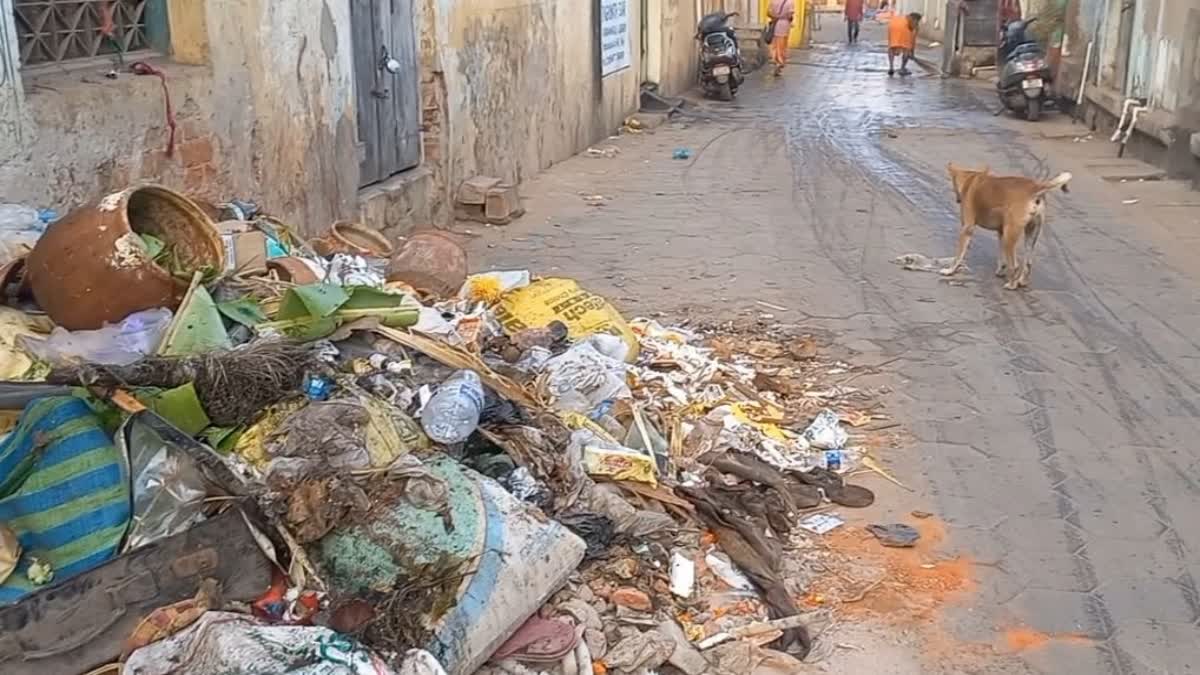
xmin=0 ymin=186 xmax=897 ymax=675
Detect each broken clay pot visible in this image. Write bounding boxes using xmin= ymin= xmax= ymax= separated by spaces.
xmin=385 ymin=231 xmax=467 ymax=298
xmin=26 ymin=185 xmax=224 ymax=331
xmin=309 ymin=221 xmax=395 ymax=258
xmin=266 ymin=256 xmax=323 ymax=285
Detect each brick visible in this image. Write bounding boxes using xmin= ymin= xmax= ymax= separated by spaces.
xmin=140 ymin=150 xmax=169 ymax=179
xmin=485 ymin=183 xmax=523 ymax=224
xmin=609 ymin=587 xmax=652 ymax=612
xmin=179 ymin=138 xmax=215 ymax=168
xmin=457 ymin=175 xmax=500 ymax=205
xmin=422 ymin=136 xmax=441 ymax=162
xmin=179 ymin=119 xmax=206 ymax=141
xmin=184 ymin=165 xmax=209 ymax=191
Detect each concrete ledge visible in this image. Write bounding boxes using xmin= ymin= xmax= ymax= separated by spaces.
xmin=1085 ymin=85 xmax=1176 ymax=147
xmin=358 ymin=165 xmax=437 ymax=241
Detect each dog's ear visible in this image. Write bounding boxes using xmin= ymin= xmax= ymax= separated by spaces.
xmin=946 ymin=162 xmax=957 ymax=175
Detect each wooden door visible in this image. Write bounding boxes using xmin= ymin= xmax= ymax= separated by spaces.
xmin=351 ymin=0 xmax=422 ymax=187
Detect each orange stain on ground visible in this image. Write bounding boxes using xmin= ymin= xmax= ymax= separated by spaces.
xmin=1003 ymin=626 xmax=1095 ymax=652
xmin=819 ymin=517 xmax=975 ymax=620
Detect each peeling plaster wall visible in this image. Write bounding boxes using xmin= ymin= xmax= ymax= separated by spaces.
xmin=1063 ymin=0 xmax=1200 ymax=122
xmin=426 ymin=0 xmax=642 ymax=193
xmin=657 ymin=0 xmax=700 ymax=96
xmin=0 ymin=0 xmax=359 ymax=235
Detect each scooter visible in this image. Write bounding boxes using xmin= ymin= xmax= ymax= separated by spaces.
xmin=997 ymin=17 xmax=1053 ymax=121
xmin=697 ymin=11 xmax=744 ymax=101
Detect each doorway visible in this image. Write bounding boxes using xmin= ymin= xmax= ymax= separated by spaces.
xmin=351 ymin=0 xmax=422 ymax=187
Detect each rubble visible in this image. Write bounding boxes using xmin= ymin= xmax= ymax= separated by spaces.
xmin=0 ymin=187 xmax=908 ymax=675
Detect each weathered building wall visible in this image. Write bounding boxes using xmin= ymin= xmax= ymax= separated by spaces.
xmin=2 ymin=0 xmax=651 ymax=237
xmin=1058 ymin=0 xmax=1200 ymax=173
xmin=0 ymin=0 xmax=360 ymax=234
xmin=423 ymin=0 xmax=642 ymax=195
xmin=655 ymin=0 xmax=700 ymax=96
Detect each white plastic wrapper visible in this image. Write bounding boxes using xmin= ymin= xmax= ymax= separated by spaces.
xmin=803 ymin=409 xmax=848 ymax=450
xmin=544 ymin=337 xmax=630 ymax=413
xmin=458 ymin=270 xmax=531 ymax=301
xmin=326 ymin=254 xmax=387 ymax=288
xmin=21 ymin=308 xmax=173 ymax=367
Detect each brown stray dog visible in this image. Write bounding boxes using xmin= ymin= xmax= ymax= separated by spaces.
xmin=942 ymin=164 xmax=1072 ymax=289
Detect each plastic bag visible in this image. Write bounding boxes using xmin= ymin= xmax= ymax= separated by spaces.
xmin=326 ymin=254 xmax=387 ymax=288
xmin=21 ymin=308 xmax=173 ymax=367
xmin=494 ymin=277 xmax=639 ymax=360
xmin=121 ymin=415 xmax=209 ymax=552
xmin=803 ymin=409 xmax=848 ymax=450
xmin=0 ymin=204 xmax=45 ymax=267
xmin=544 ymin=338 xmax=630 ymax=414
xmin=123 ymin=611 xmax=399 ymax=675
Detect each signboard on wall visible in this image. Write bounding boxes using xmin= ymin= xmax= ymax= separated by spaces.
xmin=599 ymin=0 xmax=632 ymax=76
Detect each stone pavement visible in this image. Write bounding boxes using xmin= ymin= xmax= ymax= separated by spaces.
xmin=467 ymin=20 xmax=1200 ymax=674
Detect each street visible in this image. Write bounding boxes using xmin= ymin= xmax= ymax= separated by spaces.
xmin=469 ymin=18 xmax=1200 ymax=675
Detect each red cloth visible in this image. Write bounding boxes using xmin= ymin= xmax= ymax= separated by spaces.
xmin=845 ymin=0 xmax=865 ymax=21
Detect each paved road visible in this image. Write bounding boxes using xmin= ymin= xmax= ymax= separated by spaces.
xmin=472 ymin=20 xmax=1200 ymax=674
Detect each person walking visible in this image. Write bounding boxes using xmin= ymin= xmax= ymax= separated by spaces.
xmin=887 ymin=11 xmax=921 ymax=76
xmin=845 ymin=0 xmax=865 ymax=43
xmin=767 ymin=0 xmax=795 ymax=76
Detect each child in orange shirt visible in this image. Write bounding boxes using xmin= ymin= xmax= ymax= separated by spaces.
xmin=887 ymin=12 xmax=922 ymax=77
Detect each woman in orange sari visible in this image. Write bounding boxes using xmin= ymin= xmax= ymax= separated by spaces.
xmin=768 ymin=0 xmax=795 ymax=76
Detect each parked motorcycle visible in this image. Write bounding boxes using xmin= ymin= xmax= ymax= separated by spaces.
xmin=697 ymin=12 xmax=744 ymax=101
xmin=997 ymin=17 xmax=1053 ymax=121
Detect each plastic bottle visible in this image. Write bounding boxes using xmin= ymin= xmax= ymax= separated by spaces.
xmin=421 ymin=370 xmax=485 ymax=444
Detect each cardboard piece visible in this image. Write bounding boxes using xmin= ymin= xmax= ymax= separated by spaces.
xmin=217 ymin=221 xmax=284 ymax=275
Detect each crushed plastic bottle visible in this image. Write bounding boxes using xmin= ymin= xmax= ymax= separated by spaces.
xmin=421 ymin=370 xmax=485 ymax=444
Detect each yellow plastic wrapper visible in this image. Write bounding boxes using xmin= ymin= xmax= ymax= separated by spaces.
xmin=494 ymin=278 xmax=639 ymax=361
xmin=583 ymin=445 xmax=657 ymax=486
xmin=728 ymin=402 xmax=790 ymax=442
xmin=0 ymin=307 xmax=51 ymax=380
xmin=233 ymin=398 xmax=308 ymax=469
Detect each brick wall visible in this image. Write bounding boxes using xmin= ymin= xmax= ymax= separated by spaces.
xmin=135 ymin=115 xmax=222 ymax=202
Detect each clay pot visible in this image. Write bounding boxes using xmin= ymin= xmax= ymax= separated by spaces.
xmin=26 ymin=185 xmax=224 ymax=330
xmin=385 ymin=231 xmax=468 ymax=298
xmin=309 ymin=221 xmax=395 ymax=258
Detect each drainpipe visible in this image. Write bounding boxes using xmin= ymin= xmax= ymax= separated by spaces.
xmin=1110 ymin=97 xmax=1148 ymax=158
xmin=1075 ymin=39 xmax=1093 ymax=108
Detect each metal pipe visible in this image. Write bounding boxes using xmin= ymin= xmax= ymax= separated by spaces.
xmin=1110 ymin=97 xmax=1137 ymax=142
xmin=1076 ymin=40 xmax=1093 ymax=107
xmin=1111 ymin=97 xmax=1147 ymax=158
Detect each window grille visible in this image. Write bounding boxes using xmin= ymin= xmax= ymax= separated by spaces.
xmin=13 ymin=0 xmax=159 ymax=67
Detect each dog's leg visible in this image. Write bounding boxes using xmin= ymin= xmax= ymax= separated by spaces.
xmin=940 ymin=221 xmax=975 ymax=276
xmin=995 ymin=255 xmax=1008 ymax=278
xmin=1018 ymin=214 xmax=1044 ymax=288
xmin=1001 ymin=222 xmax=1023 ymax=290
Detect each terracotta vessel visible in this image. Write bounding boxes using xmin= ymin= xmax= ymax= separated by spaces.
xmin=26 ymin=185 xmax=224 ymax=330
xmin=309 ymin=221 xmax=395 ymax=258
xmin=385 ymin=231 xmax=467 ymax=298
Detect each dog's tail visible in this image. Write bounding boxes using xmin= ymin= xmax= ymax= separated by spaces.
xmin=1037 ymin=172 xmax=1073 ymax=195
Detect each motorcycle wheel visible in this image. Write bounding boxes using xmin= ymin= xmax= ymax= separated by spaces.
xmin=719 ymin=81 xmax=733 ymax=102
xmin=1025 ymin=98 xmax=1042 ymax=122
